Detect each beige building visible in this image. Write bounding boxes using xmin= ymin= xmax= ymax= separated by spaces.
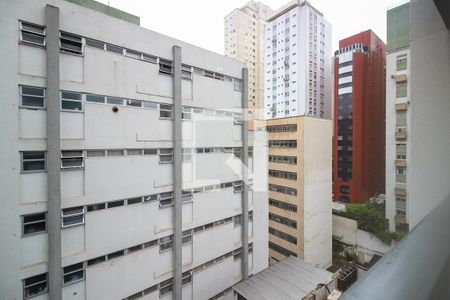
xmin=267 ymin=116 xmax=332 ymax=268
xmin=224 ymin=1 xmax=273 ymax=120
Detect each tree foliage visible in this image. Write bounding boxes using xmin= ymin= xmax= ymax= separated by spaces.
xmin=345 ymin=202 xmax=393 ymax=244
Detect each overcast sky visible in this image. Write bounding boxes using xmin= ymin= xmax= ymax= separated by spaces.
xmin=96 ymin=0 xmax=403 ymax=53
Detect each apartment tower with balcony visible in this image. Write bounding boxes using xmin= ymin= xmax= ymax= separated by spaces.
xmin=333 ymin=30 xmax=386 ymax=203
xmin=225 ymin=1 xmax=273 ymax=121
xmin=385 ymin=0 xmax=450 ymax=232
xmin=264 ymin=0 xmax=332 ymax=120
xmin=0 ymin=1 xmax=268 ymax=299
xmin=267 ymin=116 xmax=332 ymax=268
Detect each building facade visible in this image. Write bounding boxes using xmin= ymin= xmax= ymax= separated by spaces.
xmin=385 ymin=0 xmax=450 ymax=232
xmin=0 ymin=1 xmax=268 ymax=299
xmin=264 ymin=0 xmax=332 ymax=120
xmin=225 ymin=1 xmax=273 ymax=120
xmin=333 ymin=30 xmax=386 ymax=203
xmin=267 ymin=116 xmax=332 ymax=268
xmin=386 ymin=3 xmax=411 ymax=231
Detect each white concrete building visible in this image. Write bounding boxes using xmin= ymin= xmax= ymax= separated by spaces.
xmin=264 ymin=0 xmax=332 ymax=120
xmin=385 ymin=0 xmax=450 ymax=232
xmin=0 ymin=1 xmax=268 ymax=299
xmin=224 ymin=1 xmax=273 ymax=120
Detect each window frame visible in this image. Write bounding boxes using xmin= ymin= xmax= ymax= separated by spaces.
xmin=23 ymin=273 xmax=48 ymax=300
xmin=21 ymin=151 xmax=47 ymax=173
xmin=61 ymin=150 xmax=84 ymax=169
xmin=63 ymin=262 xmax=85 ymax=286
xmin=22 ymin=212 xmax=47 ymax=236
xmin=19 ymin=21 xmax=46 ymax=47
xmin=19 ymin=85 xmax=46 ymax=109
xmin=61 ymin=206 xmax=85 ymax=228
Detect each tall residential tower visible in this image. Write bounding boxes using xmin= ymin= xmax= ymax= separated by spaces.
xmin=264 ymin=0 xmax=332 ymax=120
xmin=333 ymin=30 xmax=386 ymax=203
xmin=225 ymin=1 xmax=273 ymax=120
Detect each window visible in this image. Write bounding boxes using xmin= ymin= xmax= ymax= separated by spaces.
xmin=266 ymin=124 xmax=297 ymax=132
xmin=233 ymin=113 xmax=243 ymax=125
xmin=159 ymin=58 xmax=173 ymax=75
xmin=233 ymin=181 xmax=243 ymax=193
xmin=125 ymin=49 xmax=142 ymax=60
xmin=63 ymin=262 xmax=85 ymax=285
xmin=182 ymin=191 xmax=193 ymax=203
xmin=396 ymin=82 xmax=407 ymax=98
xmin=269 ymin=213 xmax=296 ymax=228
xmin=269 ymin=184 xmax=297 ymax=196
xmin=107 ymin=149 xmax=124 ymax=156
xmin=182 ymin=148 xmax=192 ymax=162
xmin=127 ymin=149 xmax=142 ymax=156
xmin=60 ymin=32 xmax=83 ymax=55
xmin=182 ymin=64 xmax=192 ymax=80
xmin=396 ymin=55 xmax=407 ymax=71
xmin=159 ymin=148 xmax=173 ymax=163
xmin=107 ymin=97 xmax=124 ymax=105
xmin=396 ymin=196 xmax=406 ymax=212
xmin=182 ymin=229 xmax=193 ymax=245
xmin=21 ymin=151 xmax=46 ymax=173
xmin=182 ymin=106 xmax=192 ymax=120
xmin=108 ymin=200 xmax=125 ymax=208
xmin=127 ymin=99 xmax=142 ymax=107
xmin=22 ymin=212 xmax=47 ymax=236
xmin=268 ymin=140 xmax=297 ymax=148
xmin=159 ymin=236 xmax=173 ymax=252
xmin=396 ymin=168 xmax=406 ymax=183
xmin=105 ymin=43 xmax=123 ymax=55
xmin=269 ymin=242 xmax=297 ymax=257
xmin=20 ymin=21 xmax=45 ymax=46
xmin=62 ymin=206 xmax=84 ymax=227
xmin=269 ymin=155 xmax=297 ymax=165
xmin=160 ymin=104 xmax=173 ymax=119
xmin=87 ymin=203 xmax=105 ymax=212
xmin=20 ymin=86 xmax=45 ymax=108
xmin=85 ymin=38 xmax=105 ymax=50
xmin=143 ymin=194 xmax=158 ymax=203
xmin=159 ymin=192 xmax=174 ymax=207
xmin=86 ymin=94 xmax=105 ymax=103
xmin=23 ymin=273 xmax=48 ymax=299
xmin=269 ymin=227 xmax=297 ymax=244
xmin=61 ymin=150 xmax=84 ymax=169
xmin=182 ymin=271 xmax=192 ymax=286
xmin=86 ymin=150 xmax=105 ymax=157
xmin=61 ymin=91 xmax=82 ymax=111
xmin=142 ymin=54 xmax=157 ymax=64
xmin=233 ymin=215 xmax=241 ymax=227
xmin=396 ymin=111 xmax=407 ymax=126
xmin=159 ymin=278 xmax=173 ymax=296
xmin=268 ymin=169 xmax=297 ymax=180
xmin=269 ymin=198 xmax=297 ymax=212
xmin=108 ymin=250 xmax=125 ymax=260
xmin=396 ymin=144 xmax=407 ymax=159
xmin=143 ymin=149 xmax=157 ymax=156
xmin=234 ymin=79 xmax=243 ymax=91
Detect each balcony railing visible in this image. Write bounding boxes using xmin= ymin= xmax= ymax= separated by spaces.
xmin=340 ymin=194 xmax=450 ymax=300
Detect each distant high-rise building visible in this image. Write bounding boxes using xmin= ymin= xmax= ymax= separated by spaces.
xmin=225 ymin=1 xmax=273 ymax=120
xmin=267 ymin=116 xmax=332 ymax=268
xmin=333 ymin=30 xmax=386 ymax=203
xmin=264 ymin=0 xmax=332 ymax=120
xmin=0 ymin=1 xmax=268 ymax=299
xmin=385 ymin=0 xmax=450 ymax=232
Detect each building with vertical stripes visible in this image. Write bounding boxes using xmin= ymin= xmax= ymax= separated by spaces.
xmin=0 ymin=0 xmax=268 ymax=299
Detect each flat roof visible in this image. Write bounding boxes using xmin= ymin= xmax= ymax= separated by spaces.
xmin=233 ymin=256 xmax=334 ymax=300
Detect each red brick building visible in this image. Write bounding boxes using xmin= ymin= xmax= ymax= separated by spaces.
xmin=333 ymin=30 xmax=386 ymax=203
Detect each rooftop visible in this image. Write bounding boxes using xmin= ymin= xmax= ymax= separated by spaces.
xmin=233 ymin=256 xmax=334 ymax=300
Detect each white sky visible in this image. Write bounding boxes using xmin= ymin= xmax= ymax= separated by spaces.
xmin=96 ymin=0 xmax=403 ymax=54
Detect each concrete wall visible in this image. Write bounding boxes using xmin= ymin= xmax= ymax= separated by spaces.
xmin=408 ymin=0 xmax=450 ymax=229
xmin=303 ymin=117 xmax=333 ymax=268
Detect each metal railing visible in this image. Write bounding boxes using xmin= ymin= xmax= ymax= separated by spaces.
xmin=340 ymin=194 xmax=450 ymax=300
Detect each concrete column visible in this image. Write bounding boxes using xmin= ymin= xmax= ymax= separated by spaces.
xmin=46 ymin=5 xmax=62 ymax=300
xmin=172 ymin=45 xmax=182 ymax=300
xmin=241 ymin=68 xmax=249 ymax=280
